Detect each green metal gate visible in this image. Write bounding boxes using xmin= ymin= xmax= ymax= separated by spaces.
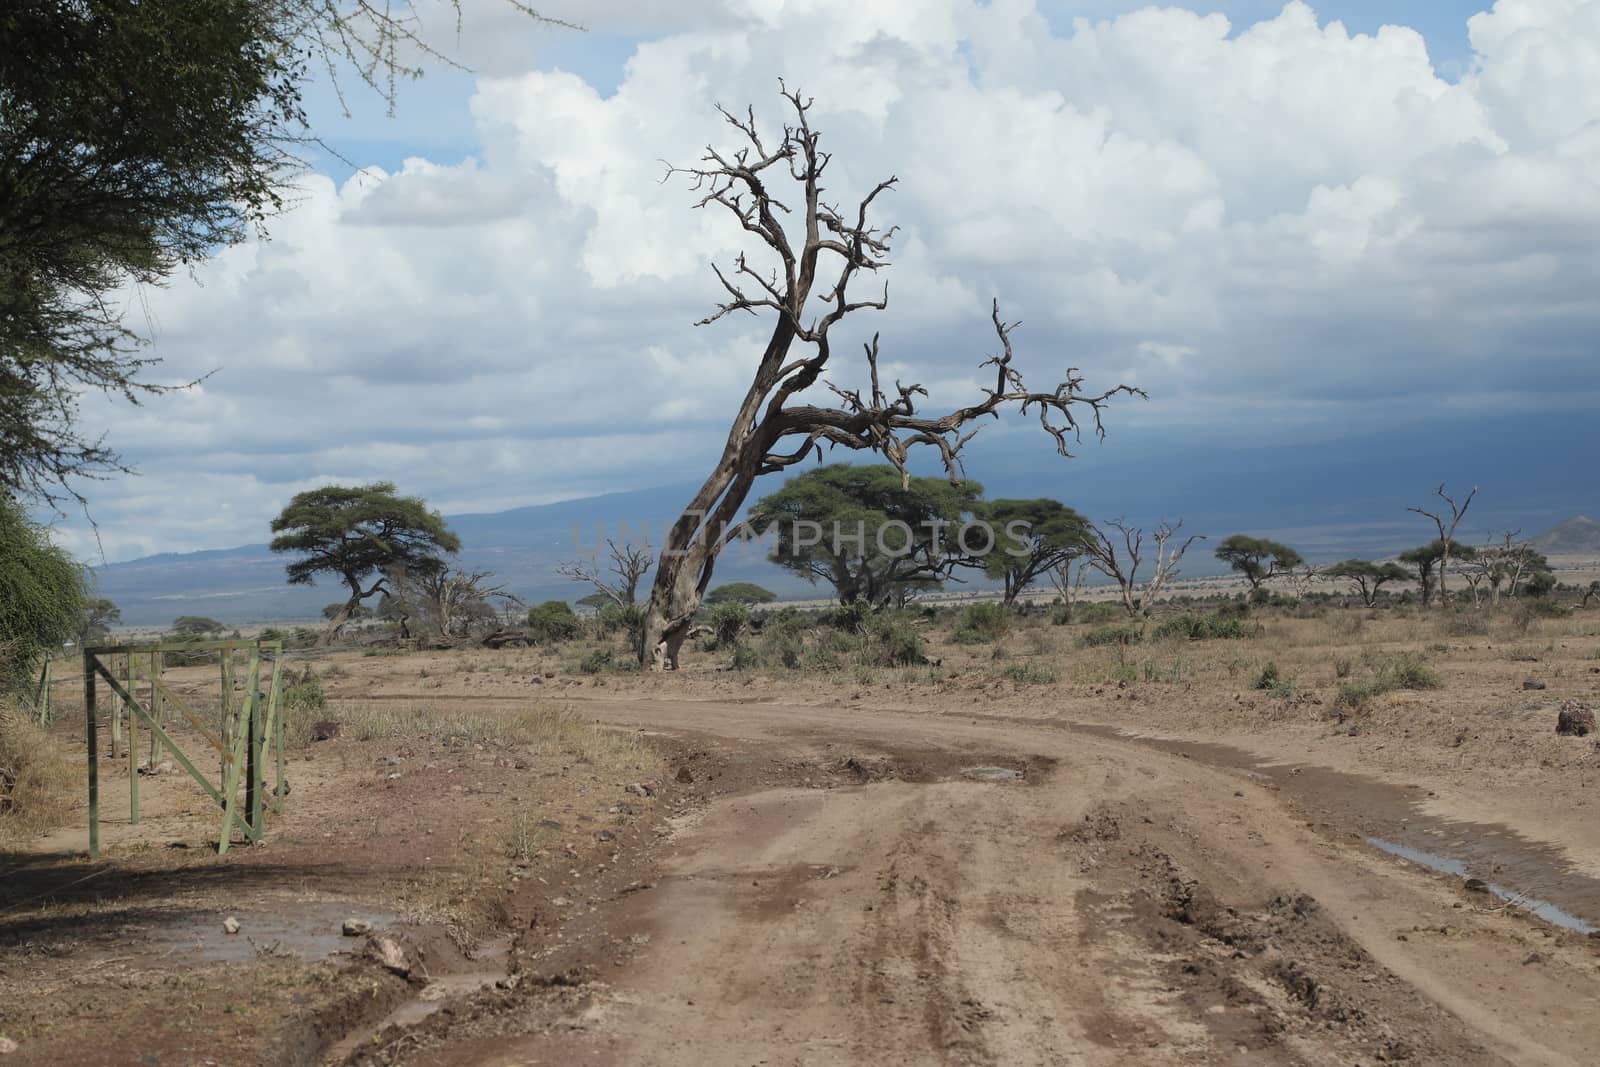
xmin=82 ymin=639 xmax=286 ymax=858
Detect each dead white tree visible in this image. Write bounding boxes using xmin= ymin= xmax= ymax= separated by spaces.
xmin=638 ymin=85 xmax=1143 ymax=668
xmin=1048 ymin=556 xmax=1089 ymax=615
xmin=1082 ymin=519 xmax=1203 ymax=616
xmin=559 ymin=539 xmax=653 ymax=608
xmin=1408 ymin=483 xmax=1477 ymax=608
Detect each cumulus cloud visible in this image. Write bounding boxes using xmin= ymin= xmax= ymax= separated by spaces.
xmin=63 ymin=0 xmax=1600 ymax=560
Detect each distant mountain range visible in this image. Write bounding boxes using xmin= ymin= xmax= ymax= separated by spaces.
xmin=90 ymin=464 xmax=1599 ymax=626
xmin=1531 ymin=516 xmax=1600 ymax=557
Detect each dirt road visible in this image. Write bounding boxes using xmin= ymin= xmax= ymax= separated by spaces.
xmin=409 ymin=694 xmax=1600 ymax=1067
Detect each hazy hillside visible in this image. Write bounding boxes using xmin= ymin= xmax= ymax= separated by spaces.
xmin=1530 ymin=516 xmax=1600 ymax=557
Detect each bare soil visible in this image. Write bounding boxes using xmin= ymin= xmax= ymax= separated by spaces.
xmin=4 ymin=604 xmax=1600 ymax=1064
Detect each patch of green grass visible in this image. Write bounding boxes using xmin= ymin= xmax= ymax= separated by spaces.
xmin=998 ymin=662 xmax=1058 ymax=685
xmin=952 ymin=603 xmax=1009 ymax=645
xmin=1152 ymin=613 xmax=1253 ymax=641
xmin=1081 ymin=623 xmax=1143 ymax=648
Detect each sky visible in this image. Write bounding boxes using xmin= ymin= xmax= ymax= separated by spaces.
xmin=55 ymin=0 xmax=1600 ymax=563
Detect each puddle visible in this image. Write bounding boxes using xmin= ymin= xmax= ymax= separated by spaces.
xmin=1068 ymin=722 xmax=1600 ymax=937
xmin=1367 ymin=838 xmax=1597 ymax=933
xmin=146 ymin=901 xmax=400 ymax=963
xmin=963 ymin=766 xmax=1023 ymax=782
xmin=325 ymin=934 xmax=513 ymax=1062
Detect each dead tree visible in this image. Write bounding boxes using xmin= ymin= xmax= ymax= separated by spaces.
xmin=639 ymin=86 xmax=1143 ymax=668
xmin=1082 ymin=519 xmax=1202 ymax=616
xmin=559 ymin=539 xmax=653 ymax=608
xmin=1408 ymin=483 xmax=1477 ymax=608
xmin=1048 ymin=556 xmax=1089 ymax=614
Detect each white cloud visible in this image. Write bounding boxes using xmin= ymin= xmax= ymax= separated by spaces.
xmin=62 ymin=0 xmax=1600 ymax=560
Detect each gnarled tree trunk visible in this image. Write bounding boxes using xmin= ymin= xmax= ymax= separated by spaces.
xmin=639 ymin=86 xmax=1141 ymax=668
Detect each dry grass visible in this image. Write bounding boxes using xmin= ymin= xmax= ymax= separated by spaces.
xmin=0 ymin=702 xmax=76 ymax=839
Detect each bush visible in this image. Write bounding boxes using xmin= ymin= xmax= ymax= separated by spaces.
xmin=1151 ymin=613 xmax=1253 ymax=641
xmin=595 ymin=603 xmax=646 ymax=645
xmin=1253 ymin=661 xmax=1281 ymax=690
xmin=952 ymin=603 xmax=1009 ymax=645
xmin=527 ymin=601 xmax=580 ymax=644
xmin=0 ymin=498 xmax=87 ymax=692
xmin=707 ymin=602 xmax=750 ymax=649
xmin=0 ymin=705 xmax=74 ymax=838
xmin=1081 ymin=623 xmax=1143 ymax=648
xmin=864 ymin=615 xmax=926 ymax=667
xmin=999 ymin=662 xmax=1058 ymax=685
xmin=822 ymin=601 xmax=873 ymax=635
xmin=730 ymin=644 xmax=763 ymax=671
xmin=1336 ymin=653 xmax=1442 ymax=708
xmin=579 ymin=647 xmax=639 ymax=674
xmin=1074 ymin=602 xmax=1125 ymax=625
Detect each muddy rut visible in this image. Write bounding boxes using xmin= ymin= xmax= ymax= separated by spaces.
xmin=350 ymin=696 xmax=1600 ymax=1066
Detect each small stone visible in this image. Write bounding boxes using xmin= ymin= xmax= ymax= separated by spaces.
xmin=311 ymin=720 xmax=341 ymax=741
xmin=371 ymin=936 xmax=409 ymax=976
xmin=341 ymin=918 xmax=372 ymax=937
xmin=551 ymin=896 xmax=572 ymax=907
xmin=1523 ymin=679 xmax=1547 ymax=691
xmin=1463 ymin=878 xmax=1490 ymax=893
xmin=538 ymin=818 xmax=563 ymax=830
xmin=222 ymin=916 xmax=241 ymax=935
xmin=675 ymin=766 xmax=694 ymax=784
xmin=0 ymin=1036 xmax=18 ymax=1055
xmin=595 ymin=830 xmax=616 ymax=842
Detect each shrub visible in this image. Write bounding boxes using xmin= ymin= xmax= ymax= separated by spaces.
xmin=1439 ymin=611 xmax=1488 ymax=637
xmin=0 ymin=705 xmax=74 ymax=838
xmin=864 ymin=615 xmax=926 ymax=667
xmin=822 ymin=601 xmax=873 ymax=635
xmin=707 ymin=602 xmax=750 ymax=649
xmin=1151 ymin=613 xmax=1252 ymax=641
xmin=579 ymin=648 xmax=639 ymax=674
xmin=1049 ymin=605 xmax=1074 ymax=626
xmin=1081 ymin=623 xmax=1143 ymax=648
xmin=527 ymin=601 xmax=581 ymax=644
xmin=595 ymin=603 xmax=646 ymax=646
xmin=1074 ymin=602 xmax=1125 ymax=625
xmin=1253 ymin=661 xmax=1281 ymax=690
xmin=1382 ymin=652 xmax=1441 ymax=691
xmin=730 ymin=644 xmax=763 ymax=671
xmin=999 ymin=662 xmax=1058 ymax=685
xmin=952 ymin=603 xmax=1009 ymax=645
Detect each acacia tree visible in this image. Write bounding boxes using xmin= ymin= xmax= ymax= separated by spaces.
xmin=980 ymin=498 xmax=1091 ymax=607
xmin=269 ymin=482 xmax=459 ymax=645
xmin=1408 ymin=483 xmax=1477 ymax=608
xmin=1082 ymin=518 xmax=1203 ymax=616
xmin=1 ymin=1 xmax=574 ymax=505
xmin=639 ymin=88 xmax=1141 ymax=667
xmin=749 ymin=464 xmax=983 ymax=608
xmin=1324 ymin=560 xmax=1413 ymax=607
xmin=1213 ymin=535 xmax=1303 ymax=591
xmin=0 ymin=495 xmax=86 ymax=691
xmin=705 ymin=582 xmax=778 ymax=605
xmin=559 ymin=539 xmax=653 ymax=608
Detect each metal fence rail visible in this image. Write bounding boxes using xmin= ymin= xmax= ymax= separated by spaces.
xmin=82 ymin=640 xmax=286 ymax=858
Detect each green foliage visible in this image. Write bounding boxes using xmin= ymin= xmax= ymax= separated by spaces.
xmin=977 ymin=498 xmax=1091 ymax=602
xmin=1081 ymin=623 xmax=1144 ymax=648
xmin=750 ymin=464 xmax=983 ymax=607
xmin=1253 ymin=661 xmax=1281 ymax=690
xmin=730 ymin=644 xmax=764 ymax=671
xmin=1336 ymin=653 xmax=1443 ymax=707
xmin=1324 ymin=559 xmax=1414 ymax=605
xmin=822 ymin=600 xmax=874 ymax=635
xmin=526 ymin=601 xmax=580 ymax=644
xmin=952 ymin=602 xmax=1010 ymax=644
xmin=1150 ymin=613 xmax=1253 ymax=641
xmin=999 ymin=662 xmax=1058 ymax=685
xmin=0 ymin=497 xmax=86 ymax=691
xmin=863 ymin=614 xmax=927 ymax=667
xmin=596 ymin=603 xmax=646 ymax=645
xmin=705 ymin=582 xmax=778 ymax=606
xmin=283 ymin=667 xmax=326 ymax=715
xmin=270 ymin=482 xmax=460 ymax=614
xmin=77 ymin=598 xmax=120 ymax=644
xmin=1214 ymin=535 xmax=1304 ymax=589
xmin=171 ymin=615 xmax=225 ymax=636
xmin=707 ymin=602 xmax=750 ymax=649
xmin=1073 ymin=602 xmax=1125 ymax=625
xmin=580 ymin=648 xmax=639 ymax=674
